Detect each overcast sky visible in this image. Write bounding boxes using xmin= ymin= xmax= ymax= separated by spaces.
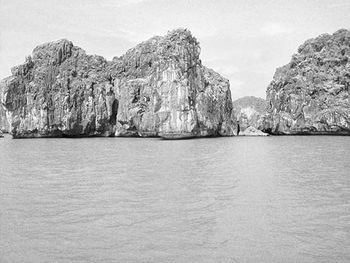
xmin=1 ymin=0 xmax=349 ymax=99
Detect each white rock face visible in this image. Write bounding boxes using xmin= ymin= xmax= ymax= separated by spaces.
xmin=111 ymin=29 xmax=236 ymax=138
xmin=1 ymin=29 xmax=236 ymax=138
xmin=262 ymin=29 xmax=350 ymax=135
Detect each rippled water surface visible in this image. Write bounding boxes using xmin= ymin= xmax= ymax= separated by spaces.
xmin=0 ymin=135 xmax=350 ymax=263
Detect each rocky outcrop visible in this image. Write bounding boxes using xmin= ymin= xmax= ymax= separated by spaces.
xmin=233 ymin=96 xmax=266 ymax=133
xmin=1 ymin=40 xmax=116 ymax=138
xmin=262 ymin=29 xmax=350 ymax=135
xmin=109 ymin=29 xmax=235 ymax=138
xmin=1 ymin=29 xmax=235 ymax=138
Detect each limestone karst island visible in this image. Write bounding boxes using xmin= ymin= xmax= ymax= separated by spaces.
xmin=0 ymin=28 xmax=350 ymax=138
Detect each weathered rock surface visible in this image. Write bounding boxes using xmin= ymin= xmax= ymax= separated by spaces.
xmin=0 ymin=103 xmax=9 ymax=133
xmin=110 ymin=29 xmax=235 ymax=138
xmin=1 ymin=29 xmax=235 ymax=138
xmin=0 ymin=83 xmax=9 ymax=133
xmin=262 ymin=29 xmax=350 ymax=135
xmin=1 ymin=40 xmax=116 ymax=138
xmin=233 ymin=96 xmax=266 ymax=133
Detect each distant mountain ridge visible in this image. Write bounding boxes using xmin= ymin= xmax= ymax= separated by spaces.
xmin=233 ymin=96 xmax=266 ymax=132
xmin=233 ymin=96 xmax=266 ymax=113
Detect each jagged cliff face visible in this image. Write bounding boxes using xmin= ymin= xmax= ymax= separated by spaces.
xmin=1 ymin=40 xmax=116 ymax=138
xmin=1 ymin=29 xmax=235 ymax=138
xmin=263 ymin=29 xmax=350 ymax=135
xmin=232 ymin=96 xmax=266 ymax=131
xmin=110 ymin=30 xmax=234 ymax=137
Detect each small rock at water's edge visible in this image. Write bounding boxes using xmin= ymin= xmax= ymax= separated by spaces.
xmin=239 ymin=126 xmax=268 ymax=136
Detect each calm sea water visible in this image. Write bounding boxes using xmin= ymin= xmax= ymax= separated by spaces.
xmin=0 ymin=135 xmax=349 ymax=263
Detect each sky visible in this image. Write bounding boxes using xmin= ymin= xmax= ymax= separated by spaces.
xmin=1 ymin=0 xmax=350 ymax=99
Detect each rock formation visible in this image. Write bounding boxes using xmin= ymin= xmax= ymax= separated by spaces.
xmin=262 ymin=29 xmax=350 ymax=135
xmin=1 ymin=40 xmax=116 ymax=138
xmin=109 ymin=29 xmax=235 ymax=138
xmin=1 ymin=29 xmax=235 ymax=138
xmin=232 ymin=96 xmax=266 ymax=132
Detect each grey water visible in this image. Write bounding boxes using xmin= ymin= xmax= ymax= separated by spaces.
xmin=0 ymin=136 xmax=349 ymax=263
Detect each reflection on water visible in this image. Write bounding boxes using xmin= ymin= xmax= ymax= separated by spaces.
xmin=0 ymin=136 xmax=350 ymax=262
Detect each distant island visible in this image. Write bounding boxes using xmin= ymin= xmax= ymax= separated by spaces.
xmin=232 ymin=96 xmax=267 ymax=136
xmin=1 ymin=28 xmax=350 ymax=138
